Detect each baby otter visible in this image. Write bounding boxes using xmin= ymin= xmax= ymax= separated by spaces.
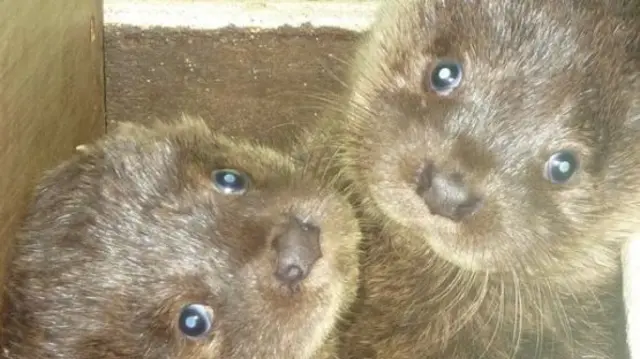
xmin=305 ymin=0 xmax=640 ymax=358
xmin=0 ymin=116 xmax=362 ymax=359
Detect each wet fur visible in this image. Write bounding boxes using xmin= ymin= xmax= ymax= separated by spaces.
xmin=0 ymin=116 xmax=361 ymax=359
xmin=302 ymin=0 xmax=640 ymax=358
xmin=623 ymin=238 xmax=640 ymax=359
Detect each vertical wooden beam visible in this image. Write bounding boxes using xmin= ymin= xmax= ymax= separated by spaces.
xmin=0 ymin=0 xmax=106 ymax=300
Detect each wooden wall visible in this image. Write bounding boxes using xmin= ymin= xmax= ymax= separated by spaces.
xmin=0 ymin=0 xmax=106 ymax=305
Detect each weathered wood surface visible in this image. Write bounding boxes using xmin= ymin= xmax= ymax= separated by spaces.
xmin=0 ymin=0 xmax=106 ymax=305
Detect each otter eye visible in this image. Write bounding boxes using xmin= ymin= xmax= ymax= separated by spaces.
xmin=544 ymin=151 xmax=579 ymax=184
xmin=211 ymin=169 xmax=249 ymax=195
xmin=178 ymin=304 xmax=214 ymax=338
xmin=428 ymin=60 xmax=463 ymax=94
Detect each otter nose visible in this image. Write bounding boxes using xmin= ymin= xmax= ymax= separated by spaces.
xmin=416 ymin=163 xmax=482 ymax=222
xmin=272 ymin=217 xmax=322 ymax=288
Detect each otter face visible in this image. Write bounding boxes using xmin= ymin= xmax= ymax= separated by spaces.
xmin=2 ymin=118 xmax=361 ymax=359
xmin=341 ymin=0 xmax=640 ymax=278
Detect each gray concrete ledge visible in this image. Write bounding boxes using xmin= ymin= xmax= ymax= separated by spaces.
xmin=104 ymin=1 xmax=378 ymax=31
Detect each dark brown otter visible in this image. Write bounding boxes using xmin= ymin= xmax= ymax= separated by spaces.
xmin=304 ymin=0 xmax=640 ymax=358
xmin=0 ymin=116 xmax=362 ymax=359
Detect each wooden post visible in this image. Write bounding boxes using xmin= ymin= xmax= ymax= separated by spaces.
xmin=0 ymin=0 xmax=106 ymax=303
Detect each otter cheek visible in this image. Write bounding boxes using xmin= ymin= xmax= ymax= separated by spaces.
xmin=367 ymin=151 xmax=433 ymax=229
xmin=368 ymin=180 xmax=430 ymax=230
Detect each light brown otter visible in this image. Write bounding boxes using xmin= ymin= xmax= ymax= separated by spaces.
xmin=0 ymin=116 xmax=362 ymax=359
xmin=303 ymin=0 xmax=640 ymax=358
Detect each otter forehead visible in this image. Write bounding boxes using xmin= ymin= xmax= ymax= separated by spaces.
xmin=96 ymin=127 xmax=327 ymax=199
xmin=365 ymin=0 xmax=629 ymax=108
xmin=358 ymin=0 xmax=629 ymax=168
xmin=422 ymin=0 xmax=580 ymax=64
xmin=376 ymin=0 xmax=582 ymax=76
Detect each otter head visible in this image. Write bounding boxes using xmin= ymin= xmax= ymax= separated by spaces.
xmin=340 ymin=0 xmax=640 ymax=286
xmin=1 ymin=117 xmax=361 ymax=359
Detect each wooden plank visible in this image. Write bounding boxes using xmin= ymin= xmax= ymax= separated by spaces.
xmin=0 ymin=0 xmax=106 ymax=299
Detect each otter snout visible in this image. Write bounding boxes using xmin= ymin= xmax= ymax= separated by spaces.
xmin=416 ymin=163 xmax=482 ymax=222
xmin=271 ymin=216 xmax=322 ymax=288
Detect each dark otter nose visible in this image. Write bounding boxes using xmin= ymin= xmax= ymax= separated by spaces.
xmin=272 ymin=217 xmax=322 ymax=288
xmin=416 ymin=163 xmax=482 ymax=222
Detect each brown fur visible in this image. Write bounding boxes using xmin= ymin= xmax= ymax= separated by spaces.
xmin=0 ymin=116 xmax=361 ymax=359
xmin=303 ymin=0 xmax=640 ymax=358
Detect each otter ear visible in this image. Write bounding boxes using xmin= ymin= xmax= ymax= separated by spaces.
xmin=74 ymin=143 xmax=92 ymax=154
